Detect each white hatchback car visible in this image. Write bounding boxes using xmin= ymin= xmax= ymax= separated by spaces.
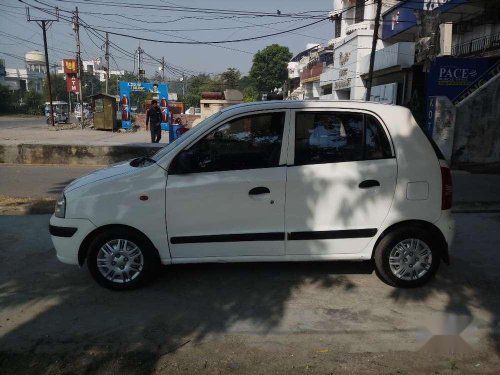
xmin=50 ymin=101 xmax=454 ymax=290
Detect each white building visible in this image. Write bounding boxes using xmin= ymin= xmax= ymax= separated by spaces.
xmin=320 ymin=0 xmax=401 ymax=102
xmin=0 ymin=51 xmax=46 ymax=93
xmin=57 ymin=58 xmax=124 ymax=82
xmin=288 ymin=43 xmax=333 ymax=100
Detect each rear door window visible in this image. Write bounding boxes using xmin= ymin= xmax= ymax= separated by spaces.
xmin=294 ymin=111 xmax=392 ymax=165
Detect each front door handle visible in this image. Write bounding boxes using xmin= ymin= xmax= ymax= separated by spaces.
xmin=359 ymin=180 xmax=380 ymax=189
xmin=249 ymin=186 xmax=270 ymax=195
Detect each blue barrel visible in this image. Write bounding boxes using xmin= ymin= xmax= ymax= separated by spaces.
xmin=169 ymin=124 xmax=184 ymax=142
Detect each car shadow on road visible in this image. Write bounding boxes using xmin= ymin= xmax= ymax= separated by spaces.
xmin=0 ymin=256 xmax=368 ymax=372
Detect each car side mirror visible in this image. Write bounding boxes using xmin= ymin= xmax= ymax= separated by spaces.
xmin=173 ymin=150 xmax=196 ymax=174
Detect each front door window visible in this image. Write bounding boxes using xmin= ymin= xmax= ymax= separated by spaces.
xmin=172 ymin=112 xmax=285 ymax=174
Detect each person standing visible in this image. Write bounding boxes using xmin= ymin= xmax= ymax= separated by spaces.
xmin=146 ymin=100 xmax=162 ymax=143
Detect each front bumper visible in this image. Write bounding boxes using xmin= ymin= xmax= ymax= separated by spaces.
xmin=49 ymin=215 xmax=97 ymax=265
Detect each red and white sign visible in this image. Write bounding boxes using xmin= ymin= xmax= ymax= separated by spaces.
xmin=66 ymin=75 xmax=80 ymax=93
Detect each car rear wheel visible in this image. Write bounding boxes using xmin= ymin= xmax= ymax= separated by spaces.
xmin=87 ymin=228 xmax=160 ymax=290
xmin=374 ymin=226 xmax=440 ymax=288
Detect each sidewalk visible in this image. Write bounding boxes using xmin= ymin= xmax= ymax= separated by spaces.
xmin=0 ymin=116 xmax=160 ymax=146
xmin=1 ymin=164 xmax=499 ymax=214
xmin=0 ymin=116 xmax=166 ymax=165
xmin=453 ymin=171 xmax=500 ymax=211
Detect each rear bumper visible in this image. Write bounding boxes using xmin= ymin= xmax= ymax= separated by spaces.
xmin=50 ymin=215 xmax=97 ymax=265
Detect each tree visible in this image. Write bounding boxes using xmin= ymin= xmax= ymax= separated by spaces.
xmin=82 ymin=73 xmax=101 ymax=98
xmin=151 ymin=70 xmax=163 ymax=83
xmin=220 ymin=68 xmax=241 ymax=89
xmin=0 ymin=85 xmax=15 ymax=114
xmin=23 ymin=90 xmax=43 ymax=115
xmin=183 ymin=74 xmax=223 ymax=108
xmin=104 ymin=71 xmax=138 ymax=96
xmin=43 ymin=74 xmax=67 ymax=102
xmin=249 ymin=44 xmax=292 ymax=95
xmin=243 ymin=86 xmax=259 ymax=102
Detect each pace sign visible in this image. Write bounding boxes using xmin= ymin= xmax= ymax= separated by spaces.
xmin=427 ymin=57 xmax=498 ymax=101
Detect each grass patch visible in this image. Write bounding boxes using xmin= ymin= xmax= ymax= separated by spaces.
xmin=0 ymin=195 xmax=55 ymax=215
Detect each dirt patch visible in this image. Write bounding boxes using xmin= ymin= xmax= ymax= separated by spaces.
xmin=0 ymin=347 xmax=498 ymax=375
xmin=0 ymin=195 xmax=55 ymax=215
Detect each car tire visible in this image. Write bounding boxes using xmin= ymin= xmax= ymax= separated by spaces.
xmin=87 ymin=228 xmax=160 ymax=290
xmin=374 ymin=226 xmax=440 ymax=288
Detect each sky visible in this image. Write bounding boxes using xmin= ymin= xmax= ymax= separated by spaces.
xmin=0 ymin=0 xmax=334 ymax=78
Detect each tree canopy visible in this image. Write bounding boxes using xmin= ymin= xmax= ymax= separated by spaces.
xmin=249 ymin=44 xmax=292 ymax=94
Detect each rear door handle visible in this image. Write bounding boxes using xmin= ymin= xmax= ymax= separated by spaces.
xmin=359 ymin=180 xmax=380 ymax=189
xmin=249 ymin=186 xmax=270 ymax=195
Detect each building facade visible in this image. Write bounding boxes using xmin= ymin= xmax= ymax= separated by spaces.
xmin=57 ymin=58 xmax=124 ymax=82
xmin=382 ymin=0 xmax=500 ymax=167
xmin=0 ymin=51 xmax=46 ymax=93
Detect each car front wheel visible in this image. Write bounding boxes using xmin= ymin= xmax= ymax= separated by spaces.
xmin=87 ymin=228 xmax=159 ymax=290
xmin=374 ymin=226 xmax=440 ymax=287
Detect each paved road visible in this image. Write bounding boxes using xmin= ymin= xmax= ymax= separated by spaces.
xmin=0 ymin=115 xmax=46 ymax=130
xmin=0 ymin=164 xmax=99 ymax=197
xmin=0 ymin=213 xmax=499 ymax=373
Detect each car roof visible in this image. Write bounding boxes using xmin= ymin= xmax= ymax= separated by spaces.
xmin=221 ymin=100 xmax=397 ymax=112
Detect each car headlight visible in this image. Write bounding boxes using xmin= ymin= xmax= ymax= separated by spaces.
xmin=54 ymin=193 xmax=66 ymax=218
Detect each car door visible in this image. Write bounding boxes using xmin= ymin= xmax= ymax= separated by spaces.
xmin=166 ymin=110 xmax=289 ymax=260
xmin=285 ymin=109 xmax=397 ymax=256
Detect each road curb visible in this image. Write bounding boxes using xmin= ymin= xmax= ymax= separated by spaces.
xmin=0 ymin=143 xmax=163 ymax=166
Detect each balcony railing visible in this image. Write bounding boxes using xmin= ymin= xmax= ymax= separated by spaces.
xmin=346 ymin=20 xmax=373 ymax=35
xmin=451 ymin=33 xmax=500 ymax=57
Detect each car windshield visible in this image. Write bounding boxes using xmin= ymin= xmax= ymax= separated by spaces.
xmin=150 ymin=111 xmax=222 ymax=162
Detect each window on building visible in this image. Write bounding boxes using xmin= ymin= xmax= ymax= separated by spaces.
xmin=355 ymin=0 xmax=365 ymax=23
xmin=322 ymin=84 xmax=333 ymax=96
xmin=172 ymin=112 xmax=285 ymax=173
xmin=335 ymin=13 xmax=342 ymax=38
xmin=294 ymin=112 xmax=392 ymax=165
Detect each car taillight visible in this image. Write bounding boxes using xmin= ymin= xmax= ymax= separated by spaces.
xmin=441 ymin=166 xmax=452 ymax=210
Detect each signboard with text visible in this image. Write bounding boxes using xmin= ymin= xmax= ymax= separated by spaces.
xmin=382 ymin=0 xmax=465 ymax=40
xmin=427 ymin=57 xmax=498 ymax=102
xmin=66 ymin=75 xmax=80 ymax=93
xmin=119 ymin=81 xmax=169 ymax=130
xmin=63 ymin=59 xmax=78 ymax=74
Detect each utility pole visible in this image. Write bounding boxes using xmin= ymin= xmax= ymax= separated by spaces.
xmin=26 ymin=7 xmax=59 ymax=126
xmin=365 ymin=0 xmax=382 ymax=101
xmin=51 ymin=63 xmax=58 ymax=100
xmin=104 ymin=32 xmax=110 ymax=94
xmin=161 ymin=56 xmax=165 ymax=82
xmin=73 ymin=7 xmax=84 ymax=128
xmin=137 ymin=45 xmax=143 ymax=81
xmin=182 ymin=74 xmax=186 ymax=97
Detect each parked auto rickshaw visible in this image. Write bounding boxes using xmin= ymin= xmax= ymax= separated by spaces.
xmin=45 ymin=101 xmax=70 ymax=124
